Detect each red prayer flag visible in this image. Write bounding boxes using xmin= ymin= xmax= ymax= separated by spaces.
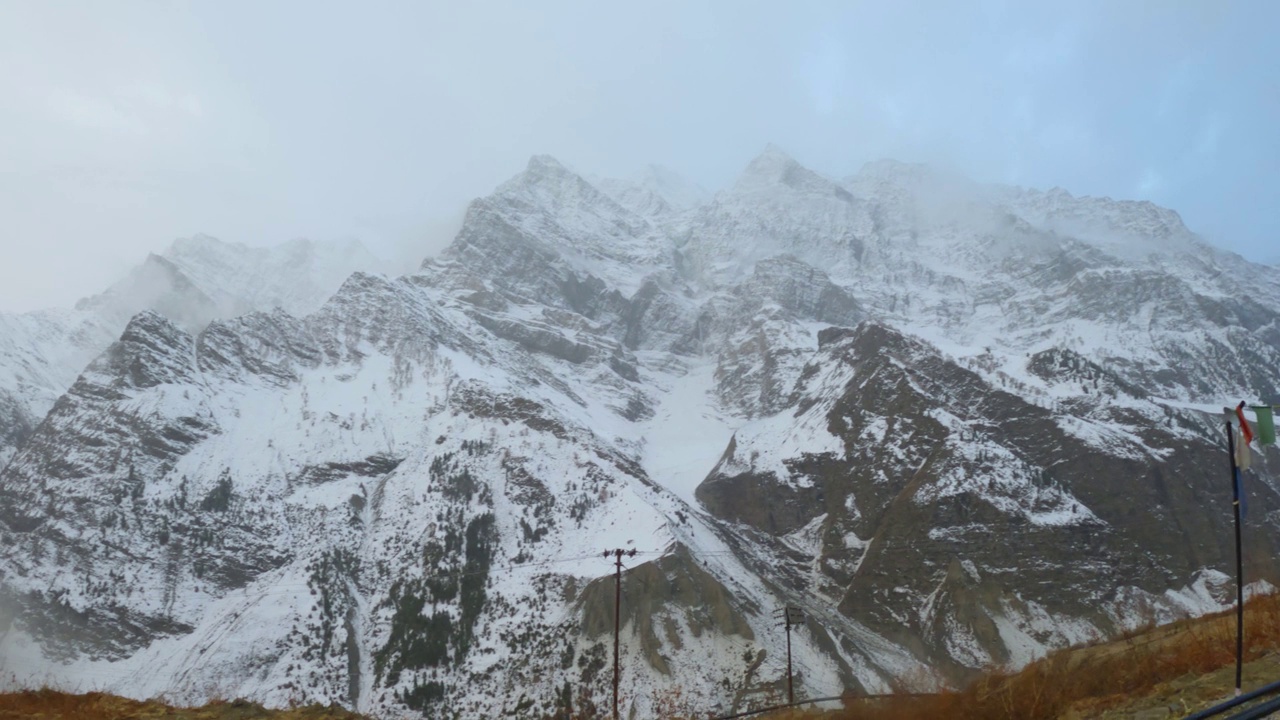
xmin=1237 ymin=402 xmax=1255 ymax=446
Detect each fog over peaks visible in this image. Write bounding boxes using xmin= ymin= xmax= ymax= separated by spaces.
xmin=1 ymin=1 xmax=1276 ymax=310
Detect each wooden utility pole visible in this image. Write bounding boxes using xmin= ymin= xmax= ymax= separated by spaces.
xmin=603 ymin=547 xmax=636 ymax=719
xmin=779 ymin=605 xmax=804 ymax=704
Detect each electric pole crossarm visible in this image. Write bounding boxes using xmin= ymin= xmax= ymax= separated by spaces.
xmin=779 ymin=605 xmax=804 ymax=704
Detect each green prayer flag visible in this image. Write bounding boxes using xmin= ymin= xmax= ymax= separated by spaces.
xmin=1252 ymin=405 xmax=1277 ymax=446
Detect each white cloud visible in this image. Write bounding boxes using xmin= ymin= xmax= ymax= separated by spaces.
xmin=0 ymin=0 xmax=1275 ymax=310
xmin=1137 ymin=169 xmax=1164 ymax=196
xmin=1195 ymin=114 xmax=1226 ymax=157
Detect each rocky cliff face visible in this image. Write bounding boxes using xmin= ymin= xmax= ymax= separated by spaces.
xmin=2 ymin=148 xmax=1278 ymax=717
xmin=698 ymin=321 xmax=1277 ymax=679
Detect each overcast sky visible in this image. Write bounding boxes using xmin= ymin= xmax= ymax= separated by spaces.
xmin=1 ymin=1 xmax=1277 ymax=311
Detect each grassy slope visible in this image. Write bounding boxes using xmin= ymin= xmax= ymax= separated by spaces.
xmin=0 ymin=691 xmax=368 ymax=720
xmin=757 ymin=593 xmax=1280 ymax=720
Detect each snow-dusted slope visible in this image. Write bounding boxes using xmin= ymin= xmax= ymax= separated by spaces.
xmin=0 ymin=309 xmax=119 ymax=469
xmin=2 ymin=147 xmax=1279 ymax=718
xmin=0 ymin=236 xmax=382 ymax=468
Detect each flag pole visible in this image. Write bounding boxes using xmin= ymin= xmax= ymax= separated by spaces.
xmin=1227 ymin=418 xmax=1244 ymax=695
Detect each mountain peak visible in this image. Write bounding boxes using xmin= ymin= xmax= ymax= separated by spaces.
xmin=733 ymin=144 xmax=827 ymax=194
xmin=96 ymin=309 xmax=197 ymax=389
xmin=496 ymin=154 xmax=600 ymax=201
xmin=759 ymin=142 xmax=793 ymax=159
xmin=743 ymin=143 xmax=801 ymax=174
xmin=523 ymin=154 xmax=575 ymax=180
xmin=165 ymin=234 xmax=244 ymax=258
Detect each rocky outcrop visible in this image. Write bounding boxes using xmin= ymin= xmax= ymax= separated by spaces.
xmin=578 ymin=547 xmax=755 ymax=675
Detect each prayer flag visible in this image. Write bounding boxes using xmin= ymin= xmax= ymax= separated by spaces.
xmin=1252 ymin=405 xmax=1277 ymax=446
xmin=1237 ymin=426 xmax=1252 ymax=471
xmin=1236 ymin=403 xmax=1255 ymax=446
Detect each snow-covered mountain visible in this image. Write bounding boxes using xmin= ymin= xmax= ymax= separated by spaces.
xmin=0 ymin=236 xmax=382 ymax=469
xmin=81 ymin=236 xmax=383 ymax=331
xmin=2 ymin=148 xmax=1279 ymax=718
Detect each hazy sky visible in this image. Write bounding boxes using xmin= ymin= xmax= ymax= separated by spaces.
xmin=1 ymin=0 xmax=1277 ymax=311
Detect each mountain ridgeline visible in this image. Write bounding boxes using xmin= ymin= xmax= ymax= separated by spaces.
xmin=1 ymin=148 xmax=1278 ymax=718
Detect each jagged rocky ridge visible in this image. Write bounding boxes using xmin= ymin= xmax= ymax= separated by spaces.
xmin=0 ymin=236 xmax=382 ymax=469
xmin=1 ymin=147 xmax=1279 ymax=718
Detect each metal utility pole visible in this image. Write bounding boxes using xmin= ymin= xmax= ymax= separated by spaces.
xmin=1228 ymin=419 xmax=1245 ymax=695
xmin=778 ymin=605 xmax=804 ymax=704
xmin=603 ymin=547 xmax=636 ymax=719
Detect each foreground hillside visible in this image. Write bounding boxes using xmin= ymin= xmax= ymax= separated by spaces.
xmin=0 ymin=691 xmax=366 ymax=720
xmin=762 ymin=592 xmax=1280 ymax=720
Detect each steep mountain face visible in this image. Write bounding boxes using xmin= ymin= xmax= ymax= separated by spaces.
xmin=698 ymin=322 xmax=1279 ymax=676
xmin=0 ymin=236 xmax=382 ymax=468
xmin=2 ymin=148 xmax=1279 ymax=718
xmin=0 ymin=309 xmax=111 ymax=469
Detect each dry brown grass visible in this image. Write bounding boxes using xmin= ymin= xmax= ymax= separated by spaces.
xmin=760 ymin=592 xmax=1280 ymax=720
xmin=0 ymin=688 xmax=367 ymax=720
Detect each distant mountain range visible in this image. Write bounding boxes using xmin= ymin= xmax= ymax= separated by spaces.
xmin=1 ymin=147 xmax=1277 ymax=718
xmin=0 ymin=236 xmax=383 ymax=471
